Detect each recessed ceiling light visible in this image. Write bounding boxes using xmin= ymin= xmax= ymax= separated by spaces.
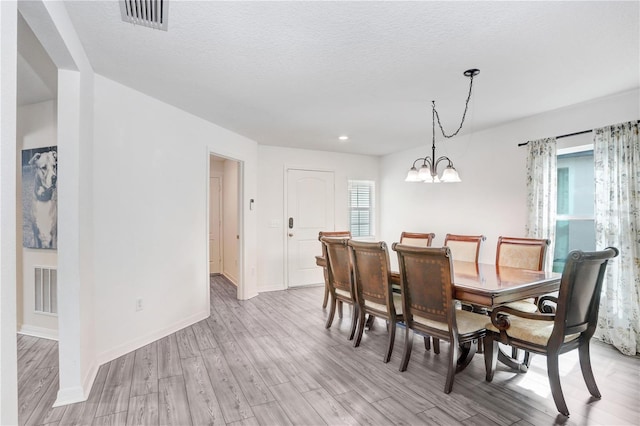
xmin=338 ymin=135 xmax=349 ymax=141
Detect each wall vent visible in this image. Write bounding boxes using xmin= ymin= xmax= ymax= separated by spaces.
xmin=35 ymin=266 xmax=57 ymax=315
xmin=120 ymin=0 xmax=169 ymax=31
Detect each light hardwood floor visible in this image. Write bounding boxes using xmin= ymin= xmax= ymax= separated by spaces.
xmin=18 ymin=275 xmax=640 ymax=425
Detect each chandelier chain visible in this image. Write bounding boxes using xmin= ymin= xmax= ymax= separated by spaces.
xmin=433 ymin=74 xmax=475 ymax=139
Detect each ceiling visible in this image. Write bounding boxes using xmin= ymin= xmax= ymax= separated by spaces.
xmin=57 ymin=1 xmax=639 ymax=156
xmin=17 ymin=13 xmax=57 ymax=106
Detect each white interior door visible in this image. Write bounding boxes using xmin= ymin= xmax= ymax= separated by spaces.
xmin=209 ymin=176 xmax=222 ymax=274
xmin=287 ymin=169 xmax=335 ymax=287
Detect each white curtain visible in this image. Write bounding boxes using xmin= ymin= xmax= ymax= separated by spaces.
xmin=593 ymin=121 xmax=640 ymax=355
xmin=525 ymin=138 xmax=557 ymax=271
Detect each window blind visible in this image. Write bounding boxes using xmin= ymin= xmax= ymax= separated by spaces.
xmin=348 ymin=180 xmax=375 ymax=237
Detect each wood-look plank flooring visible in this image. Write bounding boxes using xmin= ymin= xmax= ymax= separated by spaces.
xmin=18 ymin=275 xmax=640 ymax=425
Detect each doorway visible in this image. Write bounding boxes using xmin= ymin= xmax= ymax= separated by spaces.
xmin=209 ymin=155 xmax=240 ymax=285
xmin=286 ymin=168 xmax=335 ymax=288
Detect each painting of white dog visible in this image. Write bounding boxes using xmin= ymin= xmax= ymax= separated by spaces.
xmin=22 ymin=146 xmax=57 ymax=249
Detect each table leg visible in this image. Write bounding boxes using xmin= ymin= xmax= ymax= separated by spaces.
xmin=455 ymin=341 xmax=477 ymax=372
xmin=497 ymin=349 xmax=529 ymax=373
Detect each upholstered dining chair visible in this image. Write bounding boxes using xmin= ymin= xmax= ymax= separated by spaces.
xmin=496 ymin=236 xmax=551 ymax=361
xmin=484 ymin=247 xmax=619 ymax=417
xmin=497 ymin=236 xmax=550 ymax=314
xmin=399 ymin=231 xmax=437 ymax=351
xmin=318 ymin=231 xmax=351 ymax=309
xmin=443 ymin=234 xmax=486 ymax=263
xmin=320 ymin=236 xmax=358 ymax=340
xmin=399 ymin=231 xmax=436 ymax=247
xmin=392 ymin=244 xmax=487 ymax=394
xmin=348 ymin=240 xmax=404 ymax=362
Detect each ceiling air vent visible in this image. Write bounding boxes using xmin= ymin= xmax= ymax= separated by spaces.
xmin=120 ymin=0 xmax=168 ymax=31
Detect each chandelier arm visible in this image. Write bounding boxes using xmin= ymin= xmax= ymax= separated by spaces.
xmin=411 ymin=157 xmax=427 ymax=168
xmin=433 ymin=73 xmax=475 ymax=139
xmin=434 ymin=156 xmax=453 ymax=168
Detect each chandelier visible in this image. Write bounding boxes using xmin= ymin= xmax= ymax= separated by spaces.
xmin=405 ymin=68 xmax=479 ymax=183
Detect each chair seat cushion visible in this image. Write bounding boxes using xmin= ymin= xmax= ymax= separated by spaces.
xmin=413 ymin=309 xmax=487 ymax=335
xmin=502 ymin=299 xmax=538 ymax=313
xmin=364 ymin=293 xmax=403 ymax=315
xmin=335 ymin=288 xmax=351 ymax=299
xmin=486 ymin=316 xmax=580 ymax=346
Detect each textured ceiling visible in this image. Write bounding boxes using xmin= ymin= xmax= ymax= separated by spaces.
xmin=63 ymin=1 xmax=639 ymax=156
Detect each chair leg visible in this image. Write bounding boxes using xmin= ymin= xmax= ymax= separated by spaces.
xmin=484 ymin=336 xmax=498 ymax=382
xmin=523 ymin=350 xmax=533 ymax=368
xmin=349 ymin=304 xmax=359 ymax=341
xmin=579 ymin=341 xmax=601 ymax=399
xmin=325 ymin=296 xmax=336 ymax=329
xmin=322 ymin=280 xmax=329 ymax=309
xmin=512 ymin=347 xmax=519 ymax=359
xmin=547 ymin=354 xmax=570 ymax=417
xmin=338 ymin=301 xmax=343 ymax=318
xmin=353 ymin=307 xmax=366 ymax=346
xmin=444 ymin=340 xmax=460 ymax=394
xmin=384 ymin=320 xmax=396 ymax=363
xmin=433 ymin=338 xmax=440 ymax=354
xmin=423 ymin=336 xmax=431 ymax=350
xmin=399 ymin=328 xmax=413 ymax=372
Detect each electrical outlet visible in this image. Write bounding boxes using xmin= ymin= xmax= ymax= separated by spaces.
xmin=136 ymin=298 xmax=143 ymax=311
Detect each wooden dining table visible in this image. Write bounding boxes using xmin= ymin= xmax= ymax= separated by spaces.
xmin=393 ymin=260 xmax=561 ymax=372
xmin=318 ymin=255 xmax=562 ymax=372
xmin=390 ymin=260 xmax=561 ymax=310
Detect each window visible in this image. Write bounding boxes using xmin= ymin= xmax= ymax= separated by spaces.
xmin=348 ymin=180 xmax=375 ymax=238
xmin=553 ymin=148 xmax=595 ymax=272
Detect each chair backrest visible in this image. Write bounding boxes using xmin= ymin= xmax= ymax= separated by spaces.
xmin=318 ymin=231 xmax=352 ymax=240
xmin=320 ymin=237 xmax=353 ymax=297
xmin=348 ymin=240 xmax=393 ymax=313
xmin=399 ymin=232 xmax=435 ymax=248
xmin=444 ymin=234 xmax=486 ymax=263
xmin=549 ymin=247 xmax=619 ymax=346
xmin=496 ymin=236 xmax=550 ymax=271
xmin=392 ymin=244 xmax=457 ymax=332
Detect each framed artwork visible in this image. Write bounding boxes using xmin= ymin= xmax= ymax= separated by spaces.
xmin=22 ymin=146 xmax=57 ymax=249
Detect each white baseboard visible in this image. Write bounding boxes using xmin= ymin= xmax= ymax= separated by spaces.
xmin=257 ymin=284 xmax=287 ymax=293
xmin=53 ymin=360 xmax=98 ymax=407
xmin=96 ymin=309 xmax=209 ymax=366
xmin=223 ymin=272 xmax=238 ymax=285
xmin=288 ymin=282 xmax=324 ymax=289
xmin=18 ymin=324 xmax=58 ymax=341
xmin=54 ymin=385 xmax=87 ymax=407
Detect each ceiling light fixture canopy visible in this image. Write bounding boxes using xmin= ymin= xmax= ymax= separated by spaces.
xmin=405 ymin=68 xmax=479 ymax=183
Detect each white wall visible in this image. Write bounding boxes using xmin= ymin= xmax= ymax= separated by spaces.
xmin=92 ymin=74 xmax=259 ymax=363
xmin=380 ymin=89 xmax=640 ymax=268
xmin=222 ymin=160 xmax=239 ymax=283
xmin=16 ymin=100 xmax=58 ymax=339
xmin=0 ymin=2 xmax=19 ymax=423
xmin=257 ymin=145 xmax=379 ymax=291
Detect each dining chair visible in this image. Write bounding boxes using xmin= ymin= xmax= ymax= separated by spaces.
xmin=392 ymin=244 xmax=487 ymax=394
xmin=496 ymin=236 xmax=551 ymax=361
xmin=484 ymin=247 xmax=619 ymax=417
xmin=318 ymin=231 xmax=351 ymax=309
xmin=320 ymin=236 xmax=358 ymax=340
xmin=399 ymin=231 xmax=437 ymax=351
xmin=496 ymin=236 xmax=550 ymax=271
xmin=399 ymin=231 xmax=436 ymax=247
xmin=348 ymin=240 xmax=404 ymax=362
xmin=443 ymin=233 xmax=486 ymax=263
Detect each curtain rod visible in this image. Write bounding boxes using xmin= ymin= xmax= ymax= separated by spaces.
xmin=517 ymin=120 xmax=640 ymax=147
xmin=518 ymin=129 xmax=591 ymax=147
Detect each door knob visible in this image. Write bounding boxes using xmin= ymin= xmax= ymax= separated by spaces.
xmin=288 ymin=233 xmax=294 ymax=237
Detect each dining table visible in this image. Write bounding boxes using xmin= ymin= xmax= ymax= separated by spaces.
xmin=393 ymin=260 xmax=561 ymax=372
xmin=318 ymin=255 xmax=562 ymax=372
